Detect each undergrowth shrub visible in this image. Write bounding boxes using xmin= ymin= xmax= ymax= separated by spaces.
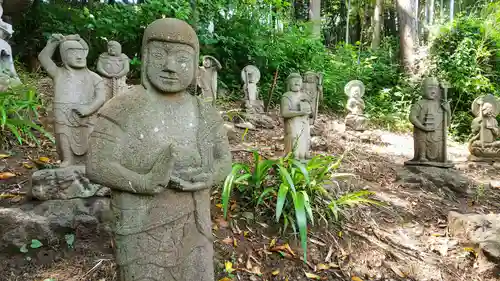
xmin=221 ymin=151 xmax=379 ymax=261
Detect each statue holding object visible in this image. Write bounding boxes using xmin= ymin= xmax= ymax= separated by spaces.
xmin=96 ymin=40 xmax=130 ymax=100
xmin=344 ymin=80 xmax=368 ymax=131
xmin=241 ymin=65 xmax=264 ymax=113
xmin=38 ymin=33 xmax=106 ymax=167
xmin=405 ymin=77 xmax=453 ymax=168
xmin=468 ymin=94 xmax=500 ymax=162
xmin=197 ymin=55 xmax=221 ymax=105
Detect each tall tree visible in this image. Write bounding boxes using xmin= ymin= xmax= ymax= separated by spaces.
xmin=345 ymin=0 xmax=351 ymax=44
xmin=309 ymin=0 xmax=321 ymax=37
xmin=371 ymin=0 xmax=383 ymax=49
xmin=397 ymin=0 xmax=418 ymax=73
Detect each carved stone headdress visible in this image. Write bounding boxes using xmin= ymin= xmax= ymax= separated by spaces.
xmin=344 ymin=80 xmax=365 ymax=97
xmin=241 ymin=65 xmax=260 ymax=84
xmin=471 ymin=94 xmax=500 ymax=117
xmin=286 ymin=72 xmax=302 ymax=92
xmin=59 ymin=35 xmax=89 ymax=66
xmin=141 ymin=18 xmax=200 ymax=89
xmin=202 ymin=55 xmax=222 ymax=70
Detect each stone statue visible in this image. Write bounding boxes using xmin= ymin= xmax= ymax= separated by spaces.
xmin=197 ymin=55 xmax=221 ymax=105
xmin=86 ymin=18 xmax=232 ymax=281
xmin=302 ymin=71 xmax=323 ymax=125
xmin=38 ymin=34 xmax=106 ymax=167
xmin=344 ymin=80 xmax=368 ymax=131
xmin=0 ymin=19 xmax=20 ymax=91
xmin=281 ymin=73 xmax=312 ymax=160
xmin=96 ymin=40 xmax=130 ymax=101
xmin=468 ymin=94 xmax=500 ymax=162
xmin=405 ymin=77 xmax=453 ymax=168
xmin=241 ymin=65 xmax=264 ymax=113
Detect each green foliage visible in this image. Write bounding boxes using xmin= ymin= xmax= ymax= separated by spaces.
xmin=221 ymin=151 xmax=379 ymax=261
xmin=0 ymin=84 xmax=53 ymax=147
xmin=430 ymin=3 xmax=500 ymax=140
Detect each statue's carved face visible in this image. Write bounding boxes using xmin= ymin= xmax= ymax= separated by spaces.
xmin=304 ymin=74 xmax=316 ymax=83
xmin=246 ymin=70 xmax=255 ymax=83
xmin=108 ymin=43 xmax=121 ymax=56
xmin=424 ymin=85 xmax=439 ymax=100
xmin=350 ymin=86 xmax=362 ymax=98
xmin=482 ymin=103 xmax=494 ymax=117
xmin=146 ymin=41 xmax=195 ymax=93
xmin=288 ymin=77 xmax=302 ymax=92
xmin=65 ymin=48 xmax=87 ymax=69
xmin=203 ymin=58 xmax=211 ymax=68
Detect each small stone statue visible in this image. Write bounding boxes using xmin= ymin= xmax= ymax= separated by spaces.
xmin=0 ymin=20 xmax=20 ymax=91
xmin=241 ymin=65 xmax=264 ymax=113
xmin=281 ymin=73 xmax=312 ymax=160
xmin=405 ymin=77 xmax=453 ymax=168
xmin=468 ymin=94 xmax=500 ymax=162
xmin=197 ymin=55 xmax=221 ymax=105
xmin=96 ymin=41 xmax=130 ymax=100
xmin=86 ymin=18 xmax=231 ymax=281
xmin=38 ymin=34 xmax=106 ymax=167
xmin=302 ymin=71 xmax=323 ymax=125
xmin=344 ymin=80 xmax=368 ymax=131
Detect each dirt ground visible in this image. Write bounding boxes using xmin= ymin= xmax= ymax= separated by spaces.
xmin=0 ymin=79 xmax=499 ymax=281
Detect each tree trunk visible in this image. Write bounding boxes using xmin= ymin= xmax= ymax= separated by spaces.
xmin=371 ymin=0 xmax=383 ymax=49
xmin=449 ymin=0 xmax=454 ymax=21
xmin=309 ymin=0 xmax=321 ymax=37
xmin=397 ymin=0 xmax=418 ymax=73
xmin=428 ymin=0 xmax=435 ymax=24
xmin=345 ymin=0 xmax=351 ymax=44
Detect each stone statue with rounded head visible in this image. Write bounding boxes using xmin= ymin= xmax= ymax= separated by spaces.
xmin=38 ymin=34 xmax=106 ymax=167
xmin=86 ymin=18 xmax=231 ymax=281
xmin=96 ymin=40 xmax=130 ymax=100
xmin=344 ymin=80 xmax=367 ymax=131
xmin=197 ymin=55 xmax=221 ymax=105
xmin=468 ymin=94 xmax=500 ymax=162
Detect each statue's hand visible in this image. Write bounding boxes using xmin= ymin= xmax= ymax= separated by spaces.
xmin=49 ymin=34 xmax=65 ymax=44
xmin=441 ymin=100 xmax=452 ymax=112
xmin=422 ymin=126 xmax=435 ymax=132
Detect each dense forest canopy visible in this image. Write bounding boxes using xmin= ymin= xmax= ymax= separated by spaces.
xmin=9 ymin=0 xmax=500 ymax=139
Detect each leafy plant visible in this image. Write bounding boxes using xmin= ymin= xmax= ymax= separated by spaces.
xmin=221 ymin=152 xmax=380 ymax=261
xmin=0 ymin=85 xmax=53 ymax=148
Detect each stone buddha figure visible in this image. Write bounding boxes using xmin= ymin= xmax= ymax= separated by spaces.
xmin=96 ymin=40 xmax=130 ymax=101
xmin=241 ymin=64 xmax=264 ymax=113
xmin=281 ymin=73 xmax=312 ymax=160
xmin=38 ymin=34 xmax=106 ymax=167
xmin=0 ymin=19 xmax=20 ymax=91
xmin=344 ymin=80 xmax=368 ymax=131
xmin=468 ymin=94 xmax=500 ymax=162
xmin=405 ymin=77 xmax=453 ymax=168
xmin=86 ymin=18 xmax=231 ymax=281
xmin=302 ymin=71 xmax=323 ymax=125
xmin=197 ymin=55 xmax=221 ymax=106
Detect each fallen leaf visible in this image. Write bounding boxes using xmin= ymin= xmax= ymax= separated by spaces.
xmin=304 ymin=271 xmax=321 ymax=279
xmin=272 ymin=269 xmax=280 ymax=276
xmin=218 ymin=278 xmax=232 ymax=281
xmin=243 ymin=231 xmax=249 ymax=237
xmin=246 ymin=257 xmax=252 ymax=269
xmin=22 ymin=163 xmax=34 ymax=169
xmin=38 ymin=156 xmax=51 ymax=163
xmin=250 ymin=266 xmax=262 ymax=275
xmin=215 ymin=203 xmax=223 ymax=209
xmin=0 ymin=172 xmax=16 ymax=180
xmin=0 ymin=154 xmax=10 ymax=159
xmin=269 ymin=238 xmax=276 ymax=248
xmin=316 ymin=263 xmax=329 ymax=271
xmin=328 ymin=263 xmax=339 ymax=268
xmin=215 ymin=218 xmax=229 ymax=228
xmin=270 ymin=243 xmax=296 ymax=257
xmin=233 ymin=238 xmax=238 ymax=247
xmin=224 ymin=261 xmax=235 ymax=273
xmin=351 ymin=277 xmax=363 ymax=281
xmin=221 ymin=237 xmax=233 ymax=245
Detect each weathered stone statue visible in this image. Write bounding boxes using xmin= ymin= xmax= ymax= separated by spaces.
xmin=38 ymin=34 xmax=106 ymax=167
xmin=281 ymin=73 xmax=312 ymax=160
xmin=302 ymin=71 xmax=323 ymax=125
xmin=344 ymin=80 xmax=368 ymax=131
xmin=197 ymin=55 xmax=221 ymax=105
xmin=241 ymin=65 xmax=264 ymax=113
xmin=468 ymin=94 xmax=500 ymax=162
xmin=86 ymin=18 xmax=232 ymax=281
xmin=0 ymin=19 xmax=20 ymax=91
xmin=96 ymin=41 xmax=130 ymax=101
xmin=405 ymin=77 xmax=453 ymax=168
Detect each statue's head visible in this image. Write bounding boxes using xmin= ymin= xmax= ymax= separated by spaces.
xmin=344 ymin=80 xmax=365 ymax=99
xmin=141 ymin=18 xmax=199 ymax=94
xmin=286 ymin=73 xmax=303 ymax=92
xmin=60 ymin=37 xmax=88 ymax=69
xmin=0 ymin=21 xmax=13 ymax=40
xmin=422 ymin=77 xmax=440 ymax=100
xmin=242 ymin=65 xmax=260 ymax=84
xmin=107 ymin=41 xmax=122 ymax=56
xmin=482 ymin=103 xmax=495 ymax=117
xmin=304 ymin=71 xmax=317 ymax=83
xmin=202 ymin=57 xmax=212 ymax=68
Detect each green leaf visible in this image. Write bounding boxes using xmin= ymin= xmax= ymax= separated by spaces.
xmin=301 ymin=191 xmax=314 ymax=226
xmin=256 ymin=187 xmax=275 ymax=206
xmin=294 ymin=191 xmax=308 ymax=262
xmin=275 ymin=183 xmax=289 ymax=222
xmin=19 ymin=244 xmax=28 ymax=253
xmin=65 ymin=234 xmax=75 ymax=248
xmin=30 ymin=239 xmax=43 ymax=249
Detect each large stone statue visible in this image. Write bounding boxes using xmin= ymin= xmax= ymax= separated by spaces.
xmin=405 ymin=77 xmax=453 ymax=168
xmin=344 ymin=80 xmax=368 ymax=131
xmin=38 ymin=34 xmax=106 ymax=167
xmin=468 ymin=94 xmax=500 ymax=162
xmin=0 ymin=19 xmax=20 ymax=91
xmin=241 ymin=65 xmax=264 ymax=113
xmin=281 ymin=73 xmax=312 ymax=160
xmin=86 ymin=18 xmax=232 ymax=281
xmin=96 ymin=40 xmax=130 ymax=101
xmin=302 ymin=71 xmax=323 ymax=125
xmin=197 ymin=55 xmax=221 ymax=105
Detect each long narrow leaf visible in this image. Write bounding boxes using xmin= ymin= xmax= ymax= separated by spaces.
xmin=275 ymin=183 xmax=289 ymax=222
xmin=294 ymin=192 xmax=308 ymax=262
